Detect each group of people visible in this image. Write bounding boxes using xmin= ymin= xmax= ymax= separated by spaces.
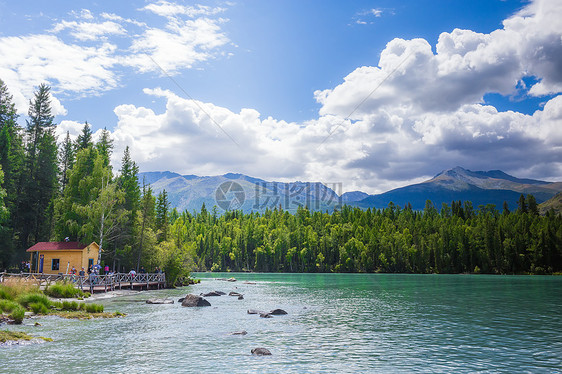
xmin=19 ymin=261 xmax=31 ymax=273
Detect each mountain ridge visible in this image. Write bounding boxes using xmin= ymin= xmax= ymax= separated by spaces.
xmin=139 ymin=167 xmax=561 ymax=213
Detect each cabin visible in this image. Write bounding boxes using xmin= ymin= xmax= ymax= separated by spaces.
xmin=26 ymin=241 xmax=100 ymax=274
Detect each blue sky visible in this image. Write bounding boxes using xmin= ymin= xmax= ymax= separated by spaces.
xmin=0 ymin=0 xmax=561 ymax=193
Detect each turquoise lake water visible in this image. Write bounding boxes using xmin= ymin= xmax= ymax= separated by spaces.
xmin=1 ymin=273 xmax=561 ymax=373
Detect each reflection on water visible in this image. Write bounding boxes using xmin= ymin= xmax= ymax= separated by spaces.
xmin=1 ymin=273 xmax=561 ymax=373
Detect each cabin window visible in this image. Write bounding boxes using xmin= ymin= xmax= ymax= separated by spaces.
xmin=88 ymin=258 xmax=94 ymax=269
xmin=51 ymin=258 xmax=60 ymax=271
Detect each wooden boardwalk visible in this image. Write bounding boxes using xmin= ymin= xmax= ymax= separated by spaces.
xmin=0 ymin=272 xmax=166 ymax=293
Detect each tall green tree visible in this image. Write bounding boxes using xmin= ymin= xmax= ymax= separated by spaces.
xmin=136 ymin=182 xmax=156 ymax=270
xmin=156 ymin=190 xmax=170 ymax=243
xmin=76 ymin=121 xmax=93 ymax=151
xmin=96 ymin=127 xmax=113 ymax=168
xmin=16 ymin=83 xmax=59 ymax=249
xmin=59 ymin=131 xmax=75 ymax=191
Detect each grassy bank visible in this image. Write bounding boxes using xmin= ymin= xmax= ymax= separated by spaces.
xmin=0 ymin=278 xmax=124 ymax=324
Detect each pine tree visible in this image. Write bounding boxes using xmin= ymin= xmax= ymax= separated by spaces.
xmin=16 ymin=84 xmax=59 ymax=249
xmin=0 ymin=165 xmax=10 ymax=267
xmin=136 ymin=181 xmax=156 ymax=270
xmin=115 ymin=146 xmax=141 ymax=268
xmin=527 ymin=194 xmax=539 ymax=216
xmin=0 ymin=83 xmax=24 ymax=211
xmin=156 ymin=190 xmax=170 ymax=243
xmin=119 ymin=146 xmax=140 ymax=214
xmin=59 ymin=131 xmax=75 ymax=191
xmin=502 ymin=201 xmax=510 ymax=216
xmin=96 ymin=127 xmax=113 ymax=168
xmin=517 ymin=194 xmax=527 ymax=214
xmin=76 ymin=121 xmax=93 ymax=150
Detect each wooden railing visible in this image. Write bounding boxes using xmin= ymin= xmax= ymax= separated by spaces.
xmin=0 ymin=272 xmax=166 ymax=293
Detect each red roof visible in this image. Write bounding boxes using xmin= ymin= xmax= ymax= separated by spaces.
xmin=26 ymin=241 xmax=88 ymax=252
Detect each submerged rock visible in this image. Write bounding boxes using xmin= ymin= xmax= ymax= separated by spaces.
xmin=238 ymin=295 xmax=244 ymax=300
xmin=269 ymin=309 xmax=287 ymax=315
xmin=146 ymin=298 xmax=174 ymax=304
xmin=229 ymin=291 xmax=243 ymax=297
xmin=230 ymin=330 xmax=248 ymax=335
xmin=247 ymin=309 xmax=264 ymax=315
xmin=251 ymin=348 xmax=272 ymax=356
xmin=259 ymin=313 xmax=273 ymax=318
xmin=181 ymin=294 xmax=211 ymax=307
xmin=215 ymin=291 xmax=227 ymax=295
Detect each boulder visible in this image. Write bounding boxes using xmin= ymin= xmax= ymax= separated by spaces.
xmin=269 ymin=309 xmax=287 ymax=315
xmin=230 ymin=330 xmax=247 ymax=335
xmin=146 ymin=298 xmax=174 ymax=304
xmin=251 ymin=348 xmax=272 ymax=356
xmin=229 ymin=291 xmax=243 ymax=297
xmin=227 ymin=277 xmax=236 ymax=282
xmin=181 ymin=294 xmax=211 ymax=307
xmin=178 ymin=298 xmax=185 ymax=303
xmin=202 ymin=291 xmax=222 ymax=297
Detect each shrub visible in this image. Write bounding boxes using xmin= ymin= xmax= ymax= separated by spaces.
xmin=0 ymin=299 xmax=20 ymax=313
xmin=9 ymin=307 xmax=25 ymax=324
xmin=45 ymin=282 xmax=84 ymax=298
xmin=29 ymin=302 xmax=50 ymax=315
xmin=0 ymin=286 xmax=14 ymax=301
xmin=17 ymin=293 xmax=51 ymax=309
xmin=62 ymin=301 xmax=80 ymax=311
xmin=84 ymin=303 xmax=104 ymax=313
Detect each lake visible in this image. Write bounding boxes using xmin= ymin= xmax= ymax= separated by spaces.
xmin=1 ymin=273 xmax=561 ymax=373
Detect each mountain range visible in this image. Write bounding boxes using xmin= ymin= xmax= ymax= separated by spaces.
xmin=139 ymin=167 xmax=562 ymax=214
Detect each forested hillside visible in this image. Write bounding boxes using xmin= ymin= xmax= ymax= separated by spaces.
xmin=169 ymin=199 xmax=562 ymax=275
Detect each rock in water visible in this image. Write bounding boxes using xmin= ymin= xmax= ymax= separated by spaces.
xmin=259 ymin=313 xmax=273 ymax=318
xmin=181 ymin=294 xmax=211 ymax=307
xmin=269 ymin=309 xmax=287 ymax=315
xmin=247 ymin=309 xmax=264 ymax=315
xmin=202 ymin=291 xmax=222 ymax=297
xmin=230 ymin=330 xmax=248 ymax=335
xmin=178 ymin=298 xmax=185 ymax=303
xmin=238 ymin=295 xmax=244 ymax=300
xmin=146 ymin=298 xmax=174 ymax=304
xmin=251 ymin=348 xmax=272 ymax=356
xmin=229 ymin=291 xmax=243 ymax=297
xmin=215 ymin=291 xmax=227 ymax=295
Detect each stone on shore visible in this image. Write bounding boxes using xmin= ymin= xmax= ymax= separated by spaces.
xmin=181 ymin=294 xmax=211 ymax=307
xmin=251 ymin=348 xmax=272 ymax=356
